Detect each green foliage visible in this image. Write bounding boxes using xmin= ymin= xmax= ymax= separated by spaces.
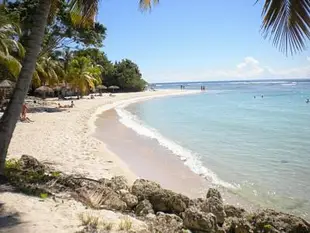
xmin=109 ymin=59 xmax=147 ymax=92
xmin=40 ymin=193 xmax=48 ymax=199
xmin=118 ymin=217 xmax=133 ymax=231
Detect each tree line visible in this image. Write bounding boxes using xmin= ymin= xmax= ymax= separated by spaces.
xmin=0 ymin=0 xmax=147 ymax=96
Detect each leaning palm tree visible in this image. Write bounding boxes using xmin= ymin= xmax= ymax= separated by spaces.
xmin=0 ymin=0 xmax=309 ymax=176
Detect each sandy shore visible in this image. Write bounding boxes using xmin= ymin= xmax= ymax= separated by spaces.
xmin=0 ymin=90 xmax=199 ymax=233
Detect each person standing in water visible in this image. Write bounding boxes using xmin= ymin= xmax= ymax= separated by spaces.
xmin=306 ymin=99 xmax=309 ymax=104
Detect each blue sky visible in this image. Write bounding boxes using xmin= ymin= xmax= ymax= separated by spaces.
xmin=97 ymin=0 xmax=310 ymax=83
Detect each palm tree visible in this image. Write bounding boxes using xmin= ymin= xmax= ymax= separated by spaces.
xmin=0 ymin=0 xmax=309 ymax=176
xmin=36 ymin=56 xmax=64 ymax=86
xmin=67 ymin=56 xmax=102 ymax=96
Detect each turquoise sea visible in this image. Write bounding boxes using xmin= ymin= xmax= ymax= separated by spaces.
xmin=116 ymin=80 xmax=310 ymax=218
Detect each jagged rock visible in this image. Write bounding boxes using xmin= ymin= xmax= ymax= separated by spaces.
xmin=148 ymin=212 xmax=183 ymax=233
xmin=120 ymin=192 xmax=139 ymax=209
xmin=190 ymin=198 xmax=204 ymax=208
xmin=250 ymin=209 xmax=310 ymax=233
xmin=19 ymin=155 xmax=45 ymax=172
xmin=202 ymin=188 xmax=226 ymax=225
xmin=224 ymin=205 xmax=246 ymax=218
xmin=131 ymin=179 xmax=161 ymax=201
xmin=207 ymin=188 xmax=222 ymax=200
xmin=148 ymin=189 xmax=190 ymax=214
xmin=135 ymin=200 xmax=154 ymax=216
xmin=110 ymin=176 xmax=129 ymax=191
xmin=182 ymin=207 xmax=218 ymax=232
xmin=222 ymin=217 xmax=253 ymax=233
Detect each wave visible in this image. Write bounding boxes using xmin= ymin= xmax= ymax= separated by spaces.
xmin=281 ymin=82 xmax=297 ymax=86
xmin=115 ymin=104 xmax=235 ymax=189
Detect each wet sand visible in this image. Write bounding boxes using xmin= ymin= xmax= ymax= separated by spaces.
xmin=94 ymin=108 xmax=257 ymax=210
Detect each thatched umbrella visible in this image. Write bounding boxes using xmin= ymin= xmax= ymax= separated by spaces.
xmin=35 ymin=86 xmax=54 ymax=99
xmin=0 ymin=80 xmax=15 ymax=99
xmin=108 ymin=85 xmax=120 ymax=92
xmin=96 ymin=85 xmax=107 ymax=90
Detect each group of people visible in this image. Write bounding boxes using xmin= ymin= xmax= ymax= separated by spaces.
xmin=200 ymin=86 xmax=206 ymax=91
xmin=58 ymin=101 xmax=75 ymax=108
xmin=254 ymin=95 xmax=264 ymax=99
xmin=180 ymin=85 xmax=185 ymax=90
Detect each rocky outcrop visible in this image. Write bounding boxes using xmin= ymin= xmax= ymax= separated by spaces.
xmin=148 ymin=212 xmax=184 ymax=233
xmin=249 ymin=209 xmax=310 ymax=233
xmin=148 ymin=189 xmax=190 ymax=214
xmin=19 ymin=155 xmax=45 ymax=172
xmin=7 ymin=156 xmax=310 ymax=233
xmin=202 ymin=188 xmax=226 ymax=225
xmin=135 ymin=200 xmax=154 ymax=216
xmin=182 ymin=207 xmax=218 ymax=232
xmin=224 ymin=205 xmax=246 ymax=218
xmin=131 ymin=179 xmax=161 ymax=201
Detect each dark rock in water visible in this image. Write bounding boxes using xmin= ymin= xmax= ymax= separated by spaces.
xmin=110 ymin=176 xmax=129 ymax=191
xmin=19 ymin=155 xmax=45 ymax=172
xmin=135 ymin=199 xmax=154 ymax=216
xmin=222 ymin=217 xmax=253 ymax=233
xmin=250 ymin=209 xmax=310 ymax=233
xmin=148 ymin=212 xmax=183 ymax=233
xmin=207 ymin=188 xmax=222 ymax=200
xmin=182 ymin=207 xmax=218 ymax=232
xmin=224 ymin=205 xmax=246 ymax=218
xmin=202 ymin=188 xmax=226 ymax=225
xmin=131 ymin=179 xmax=161 ymax=201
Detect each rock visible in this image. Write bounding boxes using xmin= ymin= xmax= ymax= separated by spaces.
xmin=19 ymin=155 xmax=45 ymax=172
xmin=202 ymin=188 xmax=226 ymax=225
xmin=222 ymin=217 xmax=253 ymax=233
xmin=207 ymin=188 xmax=222 ymax=200
xmin=121 ymin=192 xmax=139 ymax=209
xmin=98 ymin=177 xmax=112 ymax=187
xmin=110 ymin=176 xmax=129 ymax=191
xmin=135 ymin=200 xmax=154 ymax=216
xmin=224 ymin=205 xmax=246 ymax=218
xmin=182 ymin=207 xmax=218 ymax=232
xmin=131 ymin=179 xmax=161 ymax=201
xmin=148 ymin=189 xmax=190 ymax=214
xmin=250 ymin=209 xmax=310 ymax=233
xmin=148 ymin=212 xmax=184 ymax=233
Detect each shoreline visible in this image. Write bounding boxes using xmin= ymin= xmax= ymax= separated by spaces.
xmin=1 ymin=89 xmax=201 ymax=232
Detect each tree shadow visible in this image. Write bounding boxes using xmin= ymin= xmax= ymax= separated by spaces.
xmin=0 ymin=202 xmax=22 ymax=232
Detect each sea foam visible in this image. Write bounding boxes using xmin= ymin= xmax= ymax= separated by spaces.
xmin=115 ymin=103 xmax=235 ymax=189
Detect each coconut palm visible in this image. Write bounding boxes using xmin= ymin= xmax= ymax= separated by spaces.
xmin=0 ymin=9 xmax=25 ymax=79
xmin=67 ymin=56 xmax=102 ymax=96
xmin=36 ymin=56 xmax=65 ymax=86
xmin=0 ymin=0 xmax=309 ymax=176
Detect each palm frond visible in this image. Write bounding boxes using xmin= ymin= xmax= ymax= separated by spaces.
xmin=139 ymin=0 xmax=159 ymax=11
xmin=69 ymin=0 xmax=99 ymax=27
xmin=0 ymin=51 xmax=22 ymax=78
xmin=261 ymin=0 xmax=310 ymax=55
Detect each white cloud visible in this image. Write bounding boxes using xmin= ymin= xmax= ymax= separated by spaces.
xmin=145 ymin=56 xmax=310 ymax=82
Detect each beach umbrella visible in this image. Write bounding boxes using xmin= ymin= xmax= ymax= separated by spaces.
xmin=96 ymin=85 xmax=107 ymax=90
xmin=0 ymin=80 xmax=15 ymax=89
xmin=0 ymin=80 xmax=15 ymax=99
xmin=35 ymin=86 xmax=54 ymax=99
xmin=108 ymin=85 xmax=120 ymax=92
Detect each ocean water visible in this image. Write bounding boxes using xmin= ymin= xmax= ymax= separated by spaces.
xmin=116 ymin=80 xmax=310 ymax=218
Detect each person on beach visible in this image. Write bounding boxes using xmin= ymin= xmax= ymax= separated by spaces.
xmin=70 ymin=101 xmax=75 ymax=108
xmin=21 ymin=103 xmax=28 ymax=120
xmin=306 ymin=99 xmax=309 ymax=104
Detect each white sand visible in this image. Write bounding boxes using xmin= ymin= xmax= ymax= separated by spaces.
xmin=0 ymin=90 xmax=199 ymax=233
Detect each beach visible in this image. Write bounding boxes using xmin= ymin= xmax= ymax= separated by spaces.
xmin=0 ymin=89 xmax=200 ymax=232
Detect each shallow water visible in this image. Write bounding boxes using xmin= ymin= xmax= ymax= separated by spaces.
xmin=120 ymin=80 xmax=310 ymax=219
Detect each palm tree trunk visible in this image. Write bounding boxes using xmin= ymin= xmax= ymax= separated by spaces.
xmin=0 ymin=0 xmax=51 ymax=176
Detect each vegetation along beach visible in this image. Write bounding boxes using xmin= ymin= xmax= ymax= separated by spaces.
xmin=0 ymin=0 xmax=310 ymax=233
